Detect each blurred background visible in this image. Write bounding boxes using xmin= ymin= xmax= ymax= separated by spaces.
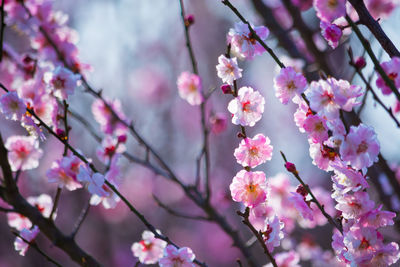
xmin=1 ymin=0 xmax=400 ymax=266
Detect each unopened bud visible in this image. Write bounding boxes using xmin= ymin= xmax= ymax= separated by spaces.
xmin=355 ymin=57 xmax=366 ymax=69
xmin=285 ymin=162 xmax=297 ymax=173
xmin=296 ymin=184 xmax=308 ymax=197
xmin=184 ymin=14 xmax=195 ymax=27
xmin=221 ymin=84 xmax=233 ymax=94
xmin=118 ymin=134 xmax=127 ymax=143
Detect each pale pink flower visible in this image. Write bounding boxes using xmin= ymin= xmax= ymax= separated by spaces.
xmin=320 ymin=21 xmax=342 ymax=49
xmin=314 ymin=0 xmax=346 ymax=22
xmin=0 ymin=91 xmax=26 ymax=121
xmin=43 ymin=66 xmax=80 ymax=100
xmin=159 ymin=245 xmax=195 ymax=267
xmin=366 ymin=0 xmax=399 ymax=19
xmin=289 ymin=192 xmax=314 ymax=221
xmin=309 ymin=142 xmax=339 ymax=171
xmin=216 ymin=54 xmax=242 ymax=85
xmin=131 ymin=230 xmax=167 ymax=264
xmin=46 ymin=155 xmax=83 ymax=191
xmin=227 ymin=86 xmax=265 ymax=127
xmin=359 ymin=205 xmax=396 ymax=229
xmin=234 ymin=134 xmax=273 ymax=168
xmin=262 ymin=215 xmax=284 ymax=253
xmin=227 ymin=21 xmax=269 ymax=59
xmin=273 ymin=67 xmax=307 ymax=105
xmin=330 ymin=78 xmax=363 ymax=111
xmin=335 ymin=191 xmax=375 ymax=219
xmin=27 ymin=194 xmax=54 ymax=219
xmin=77 ymin=165 xmax=109 ymax=198
xmin=209 ymin=113 xmax=227 ymax=134
xmin=306 ymin=79 xmax=340 ymax=119
xmin=249 ymin=202 xmax=274 ymax=230
xmin=230 ymin=170 xmax=267 ymax=208
xmin=91 ymin=98 xmax=128 ymax=136
xmin=177 ymin=72 xmax=203 ymax=106
xmin=340 ymin=124 xmax=380 ymax=170
xmin=96 ymin=135 xmax=126 ymax=164
xmin=303 ymin=114 xmax=329 ymax=144
xmin=5 ymin=135 xmax=43 ymax=171
xmin=376 ymin=57 xmax=400 ymax=95
xmin=14 ymin=226 xmax=40 ymax=256
xmin=370 ymin=242 xmax=400 ymax=267
xmin=7 ymin=212 xmax=32 ymax=231
xmin=294 ymin=99 xmax=310 ymax=133
xmin=331 ymin=161 xmax=369 ymax=193
xmin=264 ymin=251 xmax=301 ymax=267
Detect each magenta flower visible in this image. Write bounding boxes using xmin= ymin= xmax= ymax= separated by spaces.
xmin=216 ymin=54 xmax=242 ymax=85
xmin=5 ymin=135 xmax=43 ymax=171
xmin=14 ymin=226 xmax=40 ymax=256
xmin=230 ymin=170 xmax=267 ymax=208
xmin=262 ymin=215 xmax=284 ymax=253
xmin=177 ymin=71 xmax=203 ymax=106
xmin=320 ymin=21 xmax=342 ymax=49
xmin=314 ymin=0 xmax=346 ymax=22
xmin=265 ymin=251 xmax=300 ymax=267
xmin=0 ymin=91 xmax=26 ymax=121
xmin=228 ymin=86 xmax=265 ymax=127
xmin=44 ymin=66 xmax=80 ymax=100
xmin=159 ymin=245 xmax=195 ymax=267
xmin=339 ymin=124 xmax=380 ymax=170
xmin=131 ymin=230 xmax=167 ymax=264
xmin=209 ymin=113 xmax=227 ymax=135
xmin=370 ymin=242 xmax=400 ymax=266
xmin=331 ymin=161 xmax=369 ymax=193
xmin=234 ymin=134 xmax=273 ymax=168
xmin=274 ymin=67 xmax=307 ymax=105
xmin=335 ymin=191 xmax=375 ymax=219
xmin=227 ymin=21 xmax=269 ymax=59
xmin=303 ymin=114 xmax=329 ymax=144
xmin=289 ymin=192 xmax=314 ymax=221
xmin=359 ymin=205 xmax=396 ymax=229
xmin=376 ymin=57 xmax=400 ymax=95
xmin=47 ymin=155 xmax=83 ymax=191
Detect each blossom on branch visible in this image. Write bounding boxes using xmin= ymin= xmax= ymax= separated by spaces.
xmin=273 ymin=67 xmax=307 ymax=105
xmin=131 ymin=230 xmax=167 ymax=264
xmin=0 ymin=91 xmax=26 ymax=121
xmin=234 ymin=134 xmax=273 ymax=168
xmin=159 ymin=245 xmax=196 ymax=267
xmin=177 ymin=72 xmax=203 ymax=106
xmin=5 ymin=135 xmax=43 ymax=171
xmin=216 ymin=54 xmax=242 ymax=85
xmin=230 ymin=170 xmax=268 ymax=208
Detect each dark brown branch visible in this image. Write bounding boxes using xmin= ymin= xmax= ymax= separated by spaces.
xmin=348 ymin=0 xmax=400 ymax=58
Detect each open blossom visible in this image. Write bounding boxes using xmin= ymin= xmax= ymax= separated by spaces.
xmin=309 ymin=142 xmax=339 ymax=171
xmin=335 ymin=191 xmax=375 ymax=219
xmin=47 ymin=155 xmax=83 ymax=191
xmin=228 ymin=86 xmax=265 ymax=127
xmin=77 ymin=165 xmax=109 ymax=197
xmin=131 ymin=230 xmax=167 ymax=264
xmin=273 ymin=67 xmax=307 ymax=105
xmin=177 ymin=72 xmax=203 ymax=106
xmin=227 ymin=21 xmax=269 ymax=59
xmin=370 ymin=242 xmax=400 ymax=267
xmin=289 ymin=192 xmax=314 ymax=221
xmin=96 ymin=135 xmax=126 ymax=164
xmin=306 ymin=79 xmax=340 ymax=119
xmin=0 ymin=91 xmax=26 ymax=121
xmin=91 ymin=98 xmax=128 ymax=137
xmin=216 ymin=54 xmax=242 ymax=85
xmin=320 ymin=21 xmax=342 ymax=49
xmin=331 ymin=162 xmax=369 ymax=193
xmin=359 ymin=205 xmax=396 ymax=228
xmin=340 ymin=124 xmax=380 ymax=170
xmin=159 ymin=245 xmax=195 ymax=267
xmin=234 ymin=134 xmax=273 ymax=168
xmin=5 ymin=135 xmax=43 ymax=171
xmin=314 ymin=0 xmax=346 ymax=22
xmin=209 ymin=113 xmax=227 ymax=134
xmin=264 ymin=251 xmax=301 ymax=267
xmin=44 ymin=66 xmax=80 ymax=100
xmin=376 ymin=57 xmax=400 ymax=95
xmin=303 ymin=114 xmax=329 ymax=144
xmin=14 ymin=226 xmax=40 ymax=256
xmin=230 ymin=170 xmax=267 ymax=208
xmin=262 ymin=215 xmax=284 ymax=253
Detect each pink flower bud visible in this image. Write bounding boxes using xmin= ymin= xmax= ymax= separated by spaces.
xmin=296 ymin=185 xmax=308 ymax=197
xmin=355 ymin=57 xmax=366 ymax=69
xmin=184 ymin=14 xmax=195 ymax=26
xmin=221 ymin=84 xmax=233 ymax=94
xmin=118 ymin=134 xmax=127 ymax=143
xmin=285 ymin=162 xmax=297 ymax=173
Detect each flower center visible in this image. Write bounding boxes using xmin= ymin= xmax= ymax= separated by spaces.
xmin=388 ymin=72 xmax=398 ymax=81
xmin=139 ymin=240 xmax=153 ymax=251
xmin=242 ymin=101 xmax=251 ymax=112
xmin=328 ymin=0 xmax=338 ymax=8
xmin=246 ymin=183 xmax=258 ymax=193
xmin=52 ymin=77 xmax=66 ymax=89
xmin=188 ymin=83 xmax=197 ymax=92
xmin=314 ymin=122 xmax=325 ymax=132
xmin=249 ymin=147 xmax=258 ymax=157
xmin=356 ymin=141 xmax=368 ymax=154
xmin=286 ymin=80 xmax=296 ymax=91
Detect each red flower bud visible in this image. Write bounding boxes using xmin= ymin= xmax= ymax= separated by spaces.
xmin=285 ymin=162 xmax=297 ymax=173
xmin=221 ymin=84 xmax=233 ymax=94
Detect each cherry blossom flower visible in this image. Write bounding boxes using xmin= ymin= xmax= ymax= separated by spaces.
xmin=288 ymin=191 xmax=314 ymax=221
xmin=96 ymin=135 xmax=126 ymax=164
xmin=131 ymin=230 xmax=167 ymax=264
xmin=358 ymin=205 xmax=396 ymax=229
xmin=335 ymin=191 xmax=375 ymax=219
xmin=77 ymin=165 xmax=109 ymax=198
xmin=216 ymin=54 xmax=242 ymax=85
xmin=227 ymin=21 xmax=269 ymax=59
xmin=331 ymin=78 xmax=363 ymax=112
xmin=264 ymin=251 xmax=300 ymax=267
xmin=306 ymin=79 xmax=340 ymax=119
xmin=366 ymin=0 xmax=399 ymax=19
xmin=234 ymin=134 xmax=273 ymax=168
xmin=230 ymin=170 xmax=267 ymax=208
xmin=47 ymin=155 xmax=83 ymax=191
xmin=331 ymin=161 xmax=369 ymax=193
xmin=0 ymin=91 xmax=26 ymax=121
xmin=43 ymin=66 xmax=80 ymax=100
xmin=209 ymin=113 xmax=227 ymax=134
xmin=273 ymin=67 xmax=307 ymax=105
xmin=5 ymin=135 xmax=43 ymax=171
xmin=159 ymin=245 xmax=195 ymax=267
xmin=320 ymin=21 xmax=342 ymax=49
xmin=339 ymin=124 xmax=380 ymax=170
xmin=177 ymin=72 xmax=203 ymax=106
xmin=309 ymin=142 xmax=339 ymax=171
xmin=14 ymin=226 xmax=40 ymax=256
xmin=303 ymin=114 xmax=329 ymax=144
xmin=91 ymin=98 xmax=128 ymax=137
xmin=228 ymin=86 xmax=265 ymax=127
xmin=249 ymin=202 xmax=274 ymax=230
xmin=376 ymin=57 xmax=400 ymax=95
xmin=262 ymin=215 xmax=284 ymax=253
xmin=370 ymin=242 xmax=400 ymax=267
xmin=314 ymin=0 xmax=346 ymax=22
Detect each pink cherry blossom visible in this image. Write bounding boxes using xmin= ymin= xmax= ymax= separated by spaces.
xmin=265 ymin=251 xmax=301 ymax=267
xmin=309 ymin=142 xmax=339 ymax=171
xmin=230 ymin=170 xmax=267 ymax=208
xmin=14 ymin=226 xmax=40 ymax=256
xmin=91 ymin=98 xmax=128 ymax=137
xmin=288 ymin=191 xmax=314 ymax=221
xmin=249 ymin=202 xmax=274 ymax=230
xmin=131 ymin=230 xmax=167 ymax=264
xmin=44 ymin=66 xmax=80 ymax=100
xmin=46 ymin=155 xmax=83 ymax=191
xmin=228 ymin=86 xmax=265 ymax=127
xmin=262 ymin=215 xmax=284 ymax=253
xmin=159 ymin=245 xmax=195 ymax=267
xmin=366 ymin=0 xmax=399 ymax=19
xmin=0 ymin=91 xmax=26 ymax=121
xmin=27 ymin=194 xmax=54 ymax=219
xmin=359 ymin=205 xmax=396 ymax=229
xmin=234 ymin=134 xmax=273 ymax=168
xmin=216 ymin=54 xmax=242 ymax=85
xmin=314 ymin=0 xmax=346 ymax=22
xmin=227 ymin=21 xmax=269 ymax=59
xmin=7 ymin=211 xmax=32 ymax=231
xmin=331 ymin=161 xmax=369 ymax=193
xmin=303 ymin=114 xmax=329 ymax=144
xmin=96 ymin=135 xmax=126 ymax=164
xmin=77 ymin=165 xmax=109 ymax=198
xmin=5 ymin=135 xmax=43 ymax=171
xmin=376 ymin=57 xmax=400 ymax=95
xmin=330 ymin=78 xmax=363 ymax=112
xmin=294 ymin=99 xmax=310 ymax=133
xmin=306 ymin=79 xmax=340 ymax=119
xmin=209 ymin=113 xmax=227 ymax=134
xmin=273 ymin=67 xmax=307 ymax=105
xmin=370 ymin=242 xmax=400 ymax=267
xmin=339 ymin=124 xmax=380 ymax=170
xmin=335 ymin=191 xmax=375 ymax=219
xmin=320 ymin=21 xmax=342 ymax=49
xmin=177 ymin=72 xmax=203 ymax=106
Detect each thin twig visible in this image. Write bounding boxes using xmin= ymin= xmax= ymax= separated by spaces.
xmin=70 ymin=200 xmax=90 ymax=239
xmin=49 ymin=187 xmax=61 ymax=221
